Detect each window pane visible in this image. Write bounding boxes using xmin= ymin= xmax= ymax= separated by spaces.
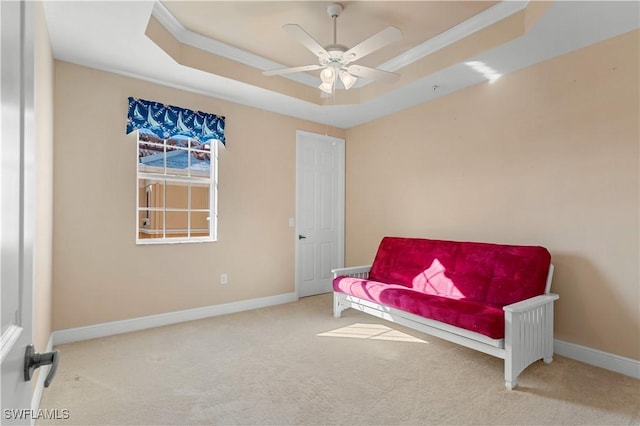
xmin=191 ymin=183 xmax=210 ymax=210
xmin=166 ymin=182 xmax=188 ymax=210
xmin=138 ymin=209 xmax=147 ymax=229
xmin=190 ymin=140 xmax=211 ymax=177
xmin=167 ymin=136 xmax=189 ymax=149
xmin=166 ymin=211 xmax=188 ymax=237
xmin=138 ymin=211 xmax=164 ymax=240
xmin=165 ymin=148 xmax=190 ymax=177
xmin=138 ymin=180 xmax=147 ymax=209
xmin=190 ymin=211 xmax=210 ymax=237
xmin=136 ymin=130 xmax=216 ymax=244
xmin=139 ymin=180 xmax=165 ymax=210
xmin=138 ymin=131 xmax=166 ymax=175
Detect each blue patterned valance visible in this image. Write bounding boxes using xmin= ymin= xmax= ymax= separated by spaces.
xmin=126 ymin=97 xmax=226 ymax=145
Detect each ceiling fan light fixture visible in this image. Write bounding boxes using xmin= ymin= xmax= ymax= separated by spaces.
xmin=320 ymin=67 xmax=337 ymax=93
xmin=320 ymin=67 xmax=336 ymax=84
xmin=319 ymin=81 xmax=334 ymax=94
xmin=263 ymin=3 xmax=402 ymax=95
xmin=338 ymin=69 xmax=357 ymax=90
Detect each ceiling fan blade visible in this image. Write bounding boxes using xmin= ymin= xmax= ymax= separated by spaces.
xmin=283 ymin=24 xmax=330 ymax=60
xmin=346 ymin=65 xmax=400 ymax=83
xmin=263 ymin=64 xmax=323 ymax=76
xmin=343 ymin=26 xmax=402 ymax=64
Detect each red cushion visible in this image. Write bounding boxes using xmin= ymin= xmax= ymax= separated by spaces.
xmin=334 ymin=277 xmax=505 ymax=339
xmin=334 ymin=237 xmax=552 ymax=340
xmin=368 ymin=237 xmax=550 ymax=306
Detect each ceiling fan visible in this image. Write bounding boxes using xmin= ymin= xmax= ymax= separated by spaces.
xmin=263 ymin=3 xmax=402 ymax=94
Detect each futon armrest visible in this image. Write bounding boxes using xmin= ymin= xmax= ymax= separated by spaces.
xmin=331 ymin=265 xmax=372 ymax=279
xmin=503 ymin=293 xmax=559 ymax=313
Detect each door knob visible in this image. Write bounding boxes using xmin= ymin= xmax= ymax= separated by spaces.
xmin=298 ymin=234 xmax=307 ymax=240
xmin=24 ymin=345 xmax=60 ymax=388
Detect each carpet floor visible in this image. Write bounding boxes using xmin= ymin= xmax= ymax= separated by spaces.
xmin=38 ymin=293 xmax=639 ymax=425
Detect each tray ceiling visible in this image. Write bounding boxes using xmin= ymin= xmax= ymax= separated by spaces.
xmin=43 ymin=1 xmax=640 ymax=128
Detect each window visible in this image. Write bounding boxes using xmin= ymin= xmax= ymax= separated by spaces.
xmin=136 ymin=129 xmax=217 ymax=243
xmin=126 ymin=97 xmax=225 ymax=245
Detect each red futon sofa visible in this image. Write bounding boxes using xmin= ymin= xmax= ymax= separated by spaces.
xmin=332 ymin=237 xmax=559 ymax=389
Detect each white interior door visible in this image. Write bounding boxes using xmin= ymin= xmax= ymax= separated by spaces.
xmin=1 ymin=1 xmax=35 ymax=421
xmin=295 ymin=130 xmax=344 ymax=298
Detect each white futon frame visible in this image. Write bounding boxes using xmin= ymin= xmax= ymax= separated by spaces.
xmin=332 ymin=264 xmax=559 ymax=389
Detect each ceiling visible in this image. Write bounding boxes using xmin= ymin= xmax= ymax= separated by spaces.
xmin=161 ymin=1 xmax=498 ymax=71
xmin=42 ymin=1 xmax=639 ymax=129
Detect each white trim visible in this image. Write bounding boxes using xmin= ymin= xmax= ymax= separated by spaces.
xmin=52 ymin=292 xmax=298 ymax=345
xmin=151 ymin=1 xmax=318 ymax=87
xmin=151 ymin=1 xmax=276 ymax=70
xmin=554 ymin=339 xmax=640 ymax=380
xmin=138 ymin=228 xmax=209 ymax=235
xmin=135 ymin=133 xmax=217 ymax=245
xmin=379 ymin=1 xmax=528 ymax=72
xmin=150 ymin=0 xmax=527 ymax=89
xmin=43 ymin=297 xmax=640 ymax=385
xmin=0 ymin=325 xmax=23 ymax=363
xmin=30 ymin=334 xmax=54 ymax=425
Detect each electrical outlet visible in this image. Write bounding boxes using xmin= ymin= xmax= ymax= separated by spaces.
xmin=220 ymin=273 xmax=228 ymax=285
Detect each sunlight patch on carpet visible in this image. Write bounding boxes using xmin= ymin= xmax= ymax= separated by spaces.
xmin=318 ymin=323 xmax=428 ymax=343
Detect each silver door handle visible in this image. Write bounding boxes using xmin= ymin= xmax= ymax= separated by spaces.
xmin=24 ymin=345 xmax=60 ymax=388
xmin=298 ymin=234 xmax=306 ymax=240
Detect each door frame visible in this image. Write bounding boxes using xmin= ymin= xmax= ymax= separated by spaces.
xmin=1 ymin=0 xmax=36 ymax=420
xmin=294 ymin=130 xmax=345 ymax=298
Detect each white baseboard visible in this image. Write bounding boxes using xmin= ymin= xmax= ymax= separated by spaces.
xmin=49 ymin=294 xmax=638 ymax=381
xmin=554 ymin=339 xmax=640 ymax=379
xmin=30 ymin=334 xmax=54 ymax=425
xmin=52 ymin=292 xmax=298 ymax=346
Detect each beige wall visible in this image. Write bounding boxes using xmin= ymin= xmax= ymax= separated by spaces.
xmin=33 ymin=1 xmax=55 ymax=388
xmin=344 ymin=30 xmax=639 ymax=361
xmin=51 ymin=27 xmax=638 ymax=362
xmin=52 ymin=62 xmax=344 ymax=330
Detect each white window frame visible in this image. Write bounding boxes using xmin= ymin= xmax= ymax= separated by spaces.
xmin=135 ymin=130 xmax=218 ymax=244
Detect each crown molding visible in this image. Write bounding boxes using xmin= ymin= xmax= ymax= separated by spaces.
xmin=379 ymin=1 xmax=528 ymax=72
xmin=152 ymin=0 xmax=528 ymax=89
xmin=151 ymin=1 xmax=319 ymax=87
